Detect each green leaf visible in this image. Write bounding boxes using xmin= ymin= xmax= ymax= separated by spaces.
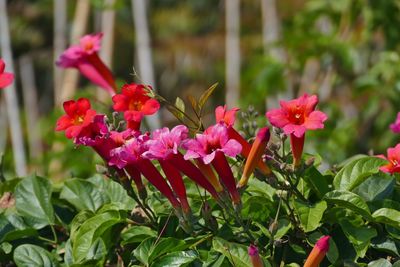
xmin=14 ymin=175 xmax=55 ymax=229
xmin=339 ymin=219 xmax=377 ymax=258
xmin=293 ymin=200 xmax=327 ymax=232
xmin=133 ymin=236 xmax=187 ymax=265
xmin=353 ymin=174 xmax=395 ymax=202
xmin=333 ymin=156 xmax=386 ymax=191
xmin=302 ymin=166 xmax=330 ymax=198
xmin=324 ymin=190 xmax=372 ymax=220
xmin=175 ymin=97 xmax=185 ymax=119
xmin=199 ymin=83 xmax=218 ymax=109
xmin=274 ymin=218 xmax=292 ymax=239
xmin=60 ymin=179 xmax=109 ymax=212
xmin=151 ymin=250 xmax=198 ymax=267
xmin=241 ymin=196 xmax=272 ymax=222
xmin=371 ymin=237 xmax=399 ymax=256
xmin=368 ymin=259 xmax=392 ymax=267
xmin=0 ymin=242 xmax=12 ymax=254
xmin=212 ymin=237 xmax=252 ymax=267
xmin=72 ymin=210 xmax=126 ymax=262
xmin=121 ymin=226 xmax=157 ymax=245
xmin=86 ymin=238 xmax=107 ymax=262
xmin=13 ymin=244 xmax=59 ymax=267
xmin=372 ymin=208 xmax=400 ymax=228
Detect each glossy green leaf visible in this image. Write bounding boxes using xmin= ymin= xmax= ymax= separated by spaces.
xmin=333 ymin=156 xmax=386 ymax=191
xmin=368 ymin=258 xmax=392 ymax=267
xmin=212 ymin=237 xmax=252 ymax=267
xmin=13 ymin=244 xmax=59 ymax=267
xmin=371 ymin=237 xmax=399 ymax=256
xmin=121 ymin=226 xmax=157 ymax=245
xmin=303 ymin=166 xmax=330 ymax=198
xmin=324 ymin=190 xmax=372 ymax=220
xmin=241 ymin=196 xmax=272 ymax=222
xmin=72 ymin=210 xmax=126 ymax=262
xmin=339 ymin=219 xmax=377 ymax=258
xmin=60 ymin=179 xmax=109 ymax=212
xmin=353 ymin=174 xmax=395 ymax=202
xmin=372 ymin=208 xmax=400 ymax=228
xmin=151 ymin=250 xmax=198 ymax=267
xmin=14 ymin=175 xmax=55 ymax=229
xmin=293 ymin=200 xmax=327 ymax=232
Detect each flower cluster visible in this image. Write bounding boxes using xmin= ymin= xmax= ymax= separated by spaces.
xmin=55 ymin=33 xmax=330 ymax=221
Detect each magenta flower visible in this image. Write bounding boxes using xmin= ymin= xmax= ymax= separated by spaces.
xmin=183 ymin=123 xmax=242 ymax=164
xmin=266 ymin=93 xmax=327 ymax=167
xmin=0 ymin=59 xmax=14 ymax=89
xmin=143 ymin=125 xmax=188 ymax=160
xmin=143 ymin=125 xmax=219 ymax=205
xmin=183 ymin=123 xmax=242 ymax=204
xmin=56 ymin=33 xmax=117 ymax=96
xmin=390 ymin=112 xmax=400 ymax=133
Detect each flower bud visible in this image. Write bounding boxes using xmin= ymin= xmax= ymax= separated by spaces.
xmin=248 ymin=244 xmax=264 ymax=267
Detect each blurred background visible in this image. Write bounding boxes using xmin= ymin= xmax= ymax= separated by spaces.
xmin=1 ymin=0 xmax=400 ymax=179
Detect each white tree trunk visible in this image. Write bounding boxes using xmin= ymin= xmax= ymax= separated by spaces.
xmin=0 ymin=0 xmax=27 ymax=176
xmin=225 ymin=0 xmax=241 ymax=108
xmin=60 ymin=0 xmax=91 ymax=103
xmin=98 ymin=0 xmax=116 ymax=102
xmin=19 ymin=55 xmax=43 ymax=164
xmin=54 ymin=0 xmax=67 ymax=105
xmin=131 ymin=0 xmax=160 ymax=129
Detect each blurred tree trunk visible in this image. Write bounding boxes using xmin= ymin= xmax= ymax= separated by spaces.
xmin=131 ymin=0 xmax=160 ymax=129
xmin=19 ymin=55 xmax=43 ymax=170
xmin=97 ymin=0 xmax=116 ymax=102
xmin=0 ymin=0 xmax=27 ymax=176
xmin=60 ymin=0 xmax=91 ymax=103
xmin=261 ymin=0 xmax=292 ymax=108
xmin=54 ymin=0 xmax=67 ymax=105
xmin=225 ymin=0 xmax=240 ymax=108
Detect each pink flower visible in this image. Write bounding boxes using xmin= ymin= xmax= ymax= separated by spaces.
xmin=56 ymin=33 xmax=117 ymax=96
xmin=183 ymin=124 xmax=242 ymax=204
xmin=183 ymin=124 xmax=241 ymax=164
xmin=215 ymin=105 xmax=240 ymax=127
xmin=216 ymin=106 xmax=271 ymax=175
xmin=266 ymin=94 xmax=327 ymax=138
xmin=109 ymin=133 xmax=149 ymax=169
xmin=143 ymin=125 xmax=188 ymax=160
xmin=0 ymin=59 xmax=14 ymax=89
xmin=266 ymin=94 xmax=327 ymax=167
xmin=248 ymin=244 xmax=264 ymax=267
xmin=379 ymin=144 xmax=400 ymax=174
xmin=390 ymin=112 xmax=400 ymax=133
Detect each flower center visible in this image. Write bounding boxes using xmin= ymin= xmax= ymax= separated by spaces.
xmin=83 ymin=41 xmax=94 ymax=52
xmin=129 ymin=100 xmax=143 ymax=111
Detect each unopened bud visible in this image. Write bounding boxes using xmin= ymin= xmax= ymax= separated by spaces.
xmin=305 ymin=157 xmax=315 ymax=166
xmin=269 ymin=220 xmax=278 ymax=235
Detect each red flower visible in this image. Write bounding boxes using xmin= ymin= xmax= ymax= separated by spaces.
xmin=379 ymin=144 xmax=400 ymax=174
xmin=304 ymin=235 xmax=330 ymax=267
xmin=0 ymin=59 xmax=14 ymax=89
xmin=56 ymin=98 xmax=97 ymax=139
xmin=266 ymin=94 xmax=327 ymax=167
xmin=112 ymin=83 xmax=160 ymax=130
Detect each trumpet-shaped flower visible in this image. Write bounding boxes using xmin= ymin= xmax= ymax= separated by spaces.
xmin=390 ymin=112 xmax=400 ymax=133
xmin=266 ymin=94 xmax=327 ymax=138
xmin=183 ymin=124 xmax=242 ymax=204
xmin=0 ymin=59 xmax=14 ymax=89
xmin=56 ymin=98 xmax=97 ymax=139
xmin=238 ymin=127 xmax=270 ymax=188
xmin=266 ymin=94 xmax=327 ymax=166
xmin=112 ymin=83 xmax=160 ymax=130
xmin=216 ymin=106 xmax=271 ymax=175
xmin=379 ymin=144 xmax=400 ymax=174
xmin=248 ymin=244 xmax=264 ymax=267
xmin=304 ymin=235 xmax=330 ymax=267
xmin=183 ymin=123 xmax=241 ymax=164
xmin=143 ymin=125 xmax=188 ymax=160
xmin=56 ymin=33 xmax=117 ymax=96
